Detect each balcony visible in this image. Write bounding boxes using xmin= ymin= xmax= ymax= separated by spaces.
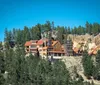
xmin=30 ymin=45 xmax=37 ymax=49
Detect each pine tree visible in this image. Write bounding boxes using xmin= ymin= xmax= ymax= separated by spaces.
xmin=4 ymin=48 xmax=17 ymax=85
xmin=52 ymin=60 xmax=70 ymax=85
xmin=82 ymin=51 xmax=94 ymax=78
xmin=31 ymin=26 xmax=41 ymax=40
xmin=0 ymin=52 xmax=5 ymax=85
xmin=23 ymin=26 xmax=31 ymax=42
xmin=86 ymin=21 xmax=91 ymax=34
xmin=4 ymin=28 xmax=12 ymax=49
xmin=94 ymin=50 xmax=100 ymax=80
xmin=56 ymin=26 xmax=65 ymax=44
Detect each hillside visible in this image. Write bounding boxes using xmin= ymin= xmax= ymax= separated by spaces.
xmin=67 ymin=34 xmax=100 ymax=55
xmin=62 ymin=56 xmax=100 ymax=85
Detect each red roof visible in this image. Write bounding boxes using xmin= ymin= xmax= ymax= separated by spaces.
xmin=31 ymin=40 xmax=38 ymax=43
xmin=25 ymin=41 xmax=31 ymax=46
xmin=25 ymin=40 xmax=38 ymax=46
xmin=37 ymin=39 xmax=43 ymax=45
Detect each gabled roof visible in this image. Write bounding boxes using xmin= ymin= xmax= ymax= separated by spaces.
xmin=25 ymin=40 xmax=38 ymax=46
xmin=25 ymin=41 xmax=31 ymax=46
xmin=52 ymin=41 xmax=59 ymax=46
xmin=37 ymin=39 xmax=44 ymax=45
xmin=31 ymin=40 xmax=38 ymax=43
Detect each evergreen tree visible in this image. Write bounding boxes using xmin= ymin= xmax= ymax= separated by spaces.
xmin=0 ymin=52 xmax=5 ymax=85
xmin=5 ymin=48 xmax=17 ymax=85
xmin=56 ymin=26 xmax=65 ymax=44
xmin=4 ymin=47 xmax=27 ymax=85
xmin=23 ymin=26 xmax=31 ymax=41
xmin=67 ymin=26 xmax=71 ymax=34
xmin=94 ymin=50 xmax=100 ymax=80
xmin=82 ymin=51 xmax=94 ymax=78
xmin=15 ymin=29 xmax=22 ymax=45
xmin=51 ymin=60 xmax=70 ymax=85
xmin=85 ymin=21 xmax=91 ymax=34
xmin=92 ymin=23 xmax=99 ymax=35
xmin=45 ymin=21 xmax=51 ymax=31
xmin=26 ymin=54 xmax=40 ymax=85
xmin=4 ymin=28 xmax=12 ymax=49
xmin=31 ymin=26 xmax=41 ymax=40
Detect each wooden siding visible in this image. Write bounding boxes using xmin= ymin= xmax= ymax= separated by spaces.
xmin=53 ymin=41 xmax=62 ymax=51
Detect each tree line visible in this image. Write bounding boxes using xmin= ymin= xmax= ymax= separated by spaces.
xmin=4 ymin=21 xmax=100 ymax=48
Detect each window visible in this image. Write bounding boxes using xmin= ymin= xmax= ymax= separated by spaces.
xmin=31 ymin=45 xmax=36 ymax=48
xmin=54 ymin=53 xmax=57 ymax=56
xmin=58 ymin=53 xmax=61 ymax=56
xmin=30 ymin=49 xmax=37 ymax=51
xmin=26 ymin=46 xmax=29 ymax=48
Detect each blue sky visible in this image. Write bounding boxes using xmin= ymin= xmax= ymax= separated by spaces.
xmin=0 ymin=0 xmax=100 ymax=41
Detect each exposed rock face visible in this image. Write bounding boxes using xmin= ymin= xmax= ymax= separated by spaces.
xmin=41 ymin=30 xmax=58 ymax=39
xmin=62 ymin=56 xmax=83 ymax=79
xmin=68 ymin=34 xmax=93 ymax=43
xmin=62 ymin=56 xmax=100 ymax=85
xmin=93 ymin=33 xmax=100 ymax=46
xmin=68 ymin=34 xmax=100 ymax=55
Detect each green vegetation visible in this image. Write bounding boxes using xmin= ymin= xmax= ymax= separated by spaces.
xmin=82 ymin=50 xmax=100 ymax=82
xmin=93 ymin=50 xmax=100 ymax=80
xmin=1 ymin=21 xmax=100 ymax=84
xmin=0 ymin=46 xmax=93 ymax=85
xmin=0 ymin=52 xmax=5 ymax=85
xmin=4 ymin=21 xmax=100 ymax=47
xmin=82 ymin=51 xmax=95 ymax=79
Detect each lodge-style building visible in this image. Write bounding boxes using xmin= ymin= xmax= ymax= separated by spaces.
xmin=25 ymin=39 xmax=65 ymax=58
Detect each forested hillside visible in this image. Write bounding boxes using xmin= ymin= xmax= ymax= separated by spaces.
xmin=4 ymin=21 xmax=100 ymax=48
xmin=0 ymin=21 xmax=100 ymax=85
xmin=0 ymin=46 xmax=94 ymax=85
